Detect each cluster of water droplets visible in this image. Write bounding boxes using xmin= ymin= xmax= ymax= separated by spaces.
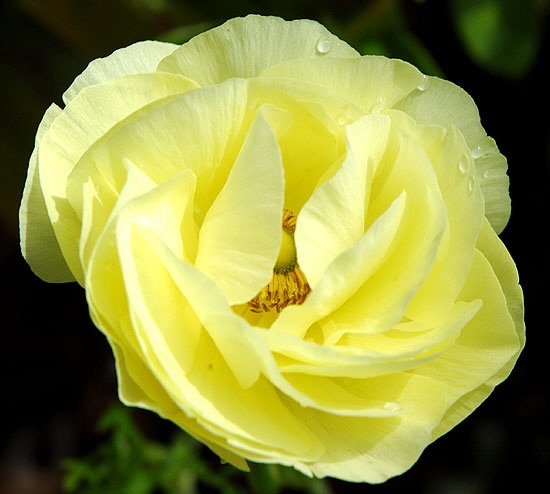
xmin=471 ymin=141 xmax=500 ymax=182
xmin=457 ymin=154 xmax=476 ymax=193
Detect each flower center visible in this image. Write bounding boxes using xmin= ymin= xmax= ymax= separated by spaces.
xmin=247 ymin=209 xmax=311 ymax=313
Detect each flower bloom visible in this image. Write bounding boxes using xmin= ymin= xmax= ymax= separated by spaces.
xmin=20 ymin=15 xmax=524 ymax=483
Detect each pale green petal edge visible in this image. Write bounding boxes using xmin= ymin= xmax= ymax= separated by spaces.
xmin=395 ymin=76 xmax=511 ymax=233
xmin=157 ymin=14 xmax=360 ymax=86
xmin=63 ymin=40 xmax=179 ymax=103
xmin=19 ymin=103 xmax=75 ymax=282
xmin=430 ymin=219 xmax=525 ymax=440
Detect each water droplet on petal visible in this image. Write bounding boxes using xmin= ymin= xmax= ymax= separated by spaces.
xmin=383 ymin=402 xmax=402 ymax=412
xmin=417 ymin=75 xmax=429 ymax=91
xmin=336 ymin=104 xmax=354 ymax=125
xmin=458 ymin=157 xmax=470 ymax=174
xmin=371 ymin=97 xmax=385 ymax=113
xmin=471 ymin=144 xmax=490 ymax=159
xmin=316 ymin=38 xmax=331 ymax=54
xmin=468 ymin=175 xmax=476 ymax=193
xmin=482 ymin=170 xmax=491 ymax=179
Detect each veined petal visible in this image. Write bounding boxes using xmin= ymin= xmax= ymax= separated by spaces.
xmin=157 ymin=15 xmax=359 ymax=86
xmin=124 ymin=232 xmax=323 ymax=459
xmin=415 ymin=240 xmax=522 ymax=440
xmin=39 ymin=72 xmax=198 ymax=284
xmin=296 ymin=114 xmax=391 ymax=287
xmin=19 ymin=103 xmax=74 ymax=282
xmin=290 ymin=373 xmax=447 ymax=483
xmin=63 ymin=40 xmax=179 ymax=103
xmin=74 ymin=78 xmax=250 ymax=224
xmin=195 ymin=111 xmax=285 ymax=305
xmin=272 ymin=193 xmax=407 ymax=338
xmin=394 ymin=77 xmax=510 ymax=233
xmin=382 ymin=111 xmax=486 ymax=326
xmin=260 ymin=56 xmax=425 ymax=113
xmin=110 ymin=339 xmax=250 ymax=472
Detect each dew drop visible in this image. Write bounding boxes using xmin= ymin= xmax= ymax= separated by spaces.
xmin=458 ymin=157 xmax=470 ymax=174
xmin=316 ymin=38 xmax=331 ymax=54
xmin=471 ymin=144 xmax=489 ymax=159
xmin=383 ymin=402 xmax=402 ymax=412
xmin=371 ymin=97 xmax=385 ymax=113
xmin=468 ymin=175 xmax=476 ymax=193
xmin=417 ymin=75 xmax=429 ymax=91
xmin=482 ymin=170 xmax=491 ymax=179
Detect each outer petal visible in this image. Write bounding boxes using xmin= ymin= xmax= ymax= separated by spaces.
xmin=195 ymin=111 xmax=285 ymax=305
xmin=63 ymin=40 xmax=179 ymax=103
xmin=394 ymin=77 xmax=510 ymax=233
xmin=117 ymin=226 xmax=324 ymax=460
xmin=260 ymin=56 xmax=425 ymax=113
xmin=414 ymin=223 xmax=524 ymax=439
xmin=39 ymin=72 xmax=198 ymax=283
xmin=157 ymin=14 xmax=359 ymax=86
xmin=426 ymin=218 xmax=524 ymax=440
xmin=19 ymin=103 xmax=74 ymax=282
xmin=291 ymin=373 xmax=448 ymax=483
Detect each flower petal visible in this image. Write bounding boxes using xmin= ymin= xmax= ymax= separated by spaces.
xmin=289 ymin=373 xmax=447 ymax=483
xmin=423 ymin=219 xmax=524 ymax=440
xmin=19 ymin=103 xmax=74 ymax=282
xmin=260 ymin=56 xmax=425 ymax=113
xmin=63 ymin=40 xmax=179 ymax=103
xmin=394 ymin=77 xmax=510 ymax=233
xmin=295 ymin=113 xmax=391 ymax=287
xmin=157 ymin=14 xmax=359 ymax=86
xmin=39 ymin=72 xmax=198 ymax=283
xmin=195 ymin=110 xmax=285 ymax=305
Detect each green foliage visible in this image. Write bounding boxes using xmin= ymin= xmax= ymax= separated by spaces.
xmin=450 ymin=0 xmax=546 ymax=79
xmin=322 ymin=0 xmax=445 ymax=77
xmin=62 ymin=404 xmax=332 ymax=494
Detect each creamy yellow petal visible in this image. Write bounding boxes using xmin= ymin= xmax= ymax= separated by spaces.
xmin=157 ymin=15 xmax=359 ymax=86
xmin=394 ymin=77 xmax=510 ymax=233
xmin=63 ymin=40 xmax=179 ymax=103
xmin=195 ymin=111 xmax=285 ymax=305
xmin=288 ymin=373 xmax=447 ymax=483
xmin=110 ymin=338 xmax=250 ymax=472
xmin=260 ymin=56 xmax=425 ymax=113
xmin=383 ymin=111 xmax=486 ymax=326
xmin=248 ymin=78 xmax=352 ymax=213
xmin=272 ymin=192 xmax=407 ymax=339
xmin=277 ymin=119 xmax=448 ymax=340
xmin=263 ymin=299 xmax=478 ymax=381
xmin=75 ymin=78 xmax=249 ymax=224
xmin=295 ymin=114 xmax=391 ymax=287
xmin=19 ymin=103 xmax=74 ymax=282
xmin=39 ymin=72 xmax=199 ymax=283
xmin=414 ymin=244 xmax=521 ymax=439
xmin=78 ymin=158 xmax=159 ymax=273
xmin=117 ymin=227 xmax=321 ymax=458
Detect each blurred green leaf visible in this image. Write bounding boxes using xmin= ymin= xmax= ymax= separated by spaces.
xmin=450 ymin=0 xmax=545 ymax=79
xmin=62 ymin=404 xmax=332 ymax=493
xmin=327 ymin=0 xmax=444 ymax=77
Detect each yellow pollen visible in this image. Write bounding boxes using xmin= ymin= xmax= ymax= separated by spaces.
xmin=248 ymin=209 xmax=311 ymax=313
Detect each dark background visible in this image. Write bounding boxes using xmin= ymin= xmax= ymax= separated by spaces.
xmin=1 ymin=0 xmax=548 ymax=492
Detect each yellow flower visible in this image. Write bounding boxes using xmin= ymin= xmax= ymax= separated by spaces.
xmin=19 ymin=15 xmax=524 ymax=483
